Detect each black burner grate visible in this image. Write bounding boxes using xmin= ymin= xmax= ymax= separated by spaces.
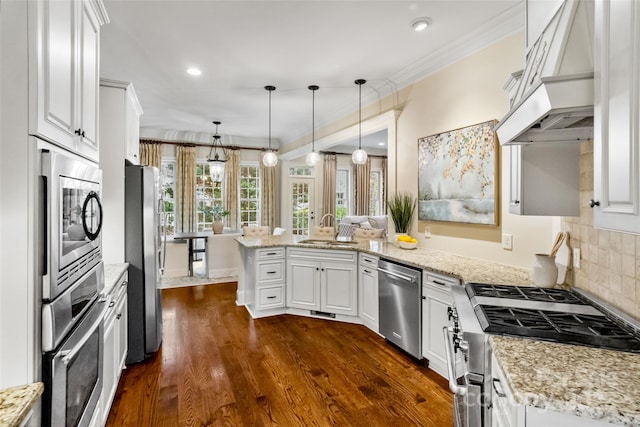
xmin=467 ymin=283 xmax=585 ymax=304
xmin=475 ymin=305 xmax=640 ymax=352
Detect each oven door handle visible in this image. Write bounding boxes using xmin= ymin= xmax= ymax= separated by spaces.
xmin=60 ymin=300 xmax=108 ymax=365
xmin=443 ymin=326 xmax=467 ymax=396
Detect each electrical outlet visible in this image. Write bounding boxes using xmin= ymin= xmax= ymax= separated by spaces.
xmin=573 ymin=248 xmax=581 ymax=269
xmin=502 ymin=234 xmax=513 ymax=250
xmin=424 ymin=226 xmax=431 ymax=238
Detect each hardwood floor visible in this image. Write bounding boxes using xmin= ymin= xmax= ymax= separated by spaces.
xmin=106 ymin=283 xmax=454 ymax=427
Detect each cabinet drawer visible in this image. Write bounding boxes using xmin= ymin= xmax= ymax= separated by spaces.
xmin=359 ymin=253 xmax=379 ymax=267
xmin=288 ymin=248 xmax=356 ymax=263
xmin=256 ymin=247 xmax=285 ymax=260
xmin=258 ymin=260 xmax=285 ymax=282
xmin=257 ymin=285 xmax=284 ymax=309
xmin=423 ymin=270 xmax=460 ymax=288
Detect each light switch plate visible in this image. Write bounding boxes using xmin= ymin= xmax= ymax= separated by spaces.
xmin=573 ymin=248 xmax=581 ymax=269
xmin=502 ymin=234 xmax=513 ymax=250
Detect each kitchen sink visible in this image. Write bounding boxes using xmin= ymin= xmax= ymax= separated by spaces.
xmin=298 ymin=239 xmax=358 ymax=247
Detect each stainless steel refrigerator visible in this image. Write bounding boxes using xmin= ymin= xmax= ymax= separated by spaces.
xmin=125 ymin=164 xmax=163 ymax=363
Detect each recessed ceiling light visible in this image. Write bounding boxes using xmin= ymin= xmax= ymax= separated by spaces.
xmin=186 ymin=67 xmax=202 ymax=76
xmin=411 ymin=17 xmax=432 ymax=32
xmin=377 ymin=142 xmax=385 ymax=146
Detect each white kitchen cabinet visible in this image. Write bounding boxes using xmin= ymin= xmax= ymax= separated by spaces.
xmin=101 ymin=271 xmax=128 ymax=424
xmin=508 ymin=143 xmax=580 ymax=216
xmin=99 ymin=80 xmax=143 ymax=263
xmin=593 ymin=0 xmax=640 ymax=234
xmin=358 ymin=253 xmax=379 ymax=332
xmin=240 ymin=247 xmax=286 ymax=318
xmin=287 ymin=248 xmax=357 ymax=316
xmin=490 ymin=353 xmax=610 ymax=427
xmin=29 ymin=0 xmax=108 ymax=162
xmin=421 ymin=271 xmax=459 ymax=378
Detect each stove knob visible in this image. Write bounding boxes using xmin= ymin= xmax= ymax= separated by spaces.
xmin=459 ymin=340 xmax=469 ymax=355
xmin=453 ymin=336 xmax=461 ymax=353
xmin=447 ymin=307 xmax=454 ymax=320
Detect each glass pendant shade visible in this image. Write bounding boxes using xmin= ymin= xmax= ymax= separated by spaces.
xmin=306 ymin=151 xmax=320 ymax=166
xmin=352 ymin=79 xmax=368 ymax=165
xmin=209 ymin=157 xmax=225 ymax=182
xmin=263 ymin=151 xmax=278 ymax=167
xmin=263 ymin=85 xmax=278 ymax=167
xmin=351 ymin=148 xmax=368 ymax=165
xmin=207 ymin=121 xmax=226 ymax=183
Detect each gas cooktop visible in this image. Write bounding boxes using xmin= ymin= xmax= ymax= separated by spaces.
xmin=465 ymin=283 xmax=640 ymax=353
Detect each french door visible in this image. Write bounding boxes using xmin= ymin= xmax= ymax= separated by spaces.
xmin=290 ymin=178 xmax=314 ymax=235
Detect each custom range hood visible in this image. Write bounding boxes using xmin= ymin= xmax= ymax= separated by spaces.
xmin=495 ymin=0 xmax=594 ymax=145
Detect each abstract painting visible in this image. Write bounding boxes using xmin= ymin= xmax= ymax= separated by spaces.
xmin=418 ymin=120 xmax=498 ymax=225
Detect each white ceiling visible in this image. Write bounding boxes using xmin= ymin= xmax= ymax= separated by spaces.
xmin=100 ymin=0 xmax=523 ymax=152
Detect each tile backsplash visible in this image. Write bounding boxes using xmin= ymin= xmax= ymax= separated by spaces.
xmin=562 ymin=140 xmax=640 ymax=321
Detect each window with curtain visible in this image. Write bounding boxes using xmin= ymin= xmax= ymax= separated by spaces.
xmin=161 ymin=160 xmax=176 ymax=236
xmin=335 ymin=168 xmax=350 ymax=223
xmin=369 ymin=170 xmax=382 ymax=216
xmin=239 ymin=164 xmax=261 ymax=226
xmin=195 ymin=161 xmax=223 ymax=231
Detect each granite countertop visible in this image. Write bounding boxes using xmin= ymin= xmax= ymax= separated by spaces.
xmin=104 ymin=263 xmax=129 ymax=295
xmin=491 ymin=335 xmax=640 ymax=426
xmin=0 ymin=383 xmax=44 ymax=427
xmin=236 ymin=235 xmax=532 ymax=286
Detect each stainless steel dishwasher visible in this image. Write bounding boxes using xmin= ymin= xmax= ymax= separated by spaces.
xmin=378 ymin=259 xmax=422 ymax=359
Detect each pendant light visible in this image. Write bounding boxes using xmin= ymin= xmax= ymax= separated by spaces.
xmin=207 ymin=120 xmax=226 ymax=183
xmin=262 ymin=85 xmax=278 ymax=167
xmin=352 ymin=79 xmax=368 ymax=165
xmin=306 ymin=85 xmax=321 ymax=166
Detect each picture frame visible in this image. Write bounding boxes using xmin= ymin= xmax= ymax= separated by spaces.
xmin=418 ymin=119 xmax=498 ymax=225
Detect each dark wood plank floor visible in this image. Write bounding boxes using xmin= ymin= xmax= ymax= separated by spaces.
xmin=106 ymin=283 xmax=453 ymax=427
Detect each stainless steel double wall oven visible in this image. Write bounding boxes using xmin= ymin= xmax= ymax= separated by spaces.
xmin=41 ymin=150 xmax=106 ymax=427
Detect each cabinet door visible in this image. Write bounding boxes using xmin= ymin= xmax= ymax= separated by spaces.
xmin=422 ymin=282 xmax=453 ymax=378
xmin=594 ymin=0 xmax=640 ymax=233
xmin=321 ymin=261 xmax=357 ymax=316
xmin=286 ymin=260 xmax=320 ymax=310
xmin=359 ymin=267 xmax=378 ymax=331
xmin=125 ymin=98 xmax=141 ymax=164
xmin=75 ymin=0 xmax=101 ymax=161
xmin=102 ymin=305 xmax=117 ymax=424
xmin=116 ymin=291 xmax=128 ymax=372
xmin=31 ymin=0 xmax=78 ymax=149
xmin=508 ymin=145 xmax=522 ymax=214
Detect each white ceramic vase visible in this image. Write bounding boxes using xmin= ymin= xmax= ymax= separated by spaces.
xmin=531 ymin=254 xmax=558 ymax=287
xmin=212 ymin=221 xmax=224 ymax=234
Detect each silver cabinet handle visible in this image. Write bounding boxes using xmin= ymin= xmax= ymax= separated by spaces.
xmin=443 ymin=326 xmax=467 ymax=396
xmin=492 ymin=379 xmax=507 ymax=398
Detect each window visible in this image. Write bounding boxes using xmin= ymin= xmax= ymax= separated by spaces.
xmin=160 ymin=160 xmax=176 ymax=236
xmin=335 ymin=169 xmax=349 ymax=223
xmin=369 ymin=170 xmax=383 ymax=216
xmin=289 ymin=167 xmax=313 ymax=176
xmin=239 ymin=164 xmax=260 ymax=227
xmin=195 ymin=162 xmax=223 ymax=231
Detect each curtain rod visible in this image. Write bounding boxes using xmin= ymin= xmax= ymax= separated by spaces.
xmin=320 ymin=150 xmax=387 ymax=159
xmin=140 ymin=138 xmax=278 ymax=152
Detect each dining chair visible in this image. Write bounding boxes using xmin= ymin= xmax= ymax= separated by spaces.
xmin=273 ymin=227 xmax=286 ymax=235
xmin=243 ymin=226 xmax=270 ymax=237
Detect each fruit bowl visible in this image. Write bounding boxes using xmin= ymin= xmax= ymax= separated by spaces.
xmin=399 ymin=241 xmax=418 ymax=250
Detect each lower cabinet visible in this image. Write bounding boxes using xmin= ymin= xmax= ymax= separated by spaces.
xmin=422 ymin=271 xmax=459 ymax=379
xmin=101 ymin=271 xmax=128 ymax=424
xmin=286 ymin=248 xmax=358 ymax=316
xmin=358 ymin=253 xmax=379 ymax=332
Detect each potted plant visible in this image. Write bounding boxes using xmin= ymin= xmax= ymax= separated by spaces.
xmin=211 ymin=204 xmax=230 ymax=234
xmin=387 ymin=192 xmax=417 ymax=239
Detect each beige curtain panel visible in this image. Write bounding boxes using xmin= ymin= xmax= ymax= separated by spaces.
xmin=139 ymin=141 xmax=162 ymax=168
xmin=382 ymin=156 xmax=388 ymax=214
xmin=176 ymin=145 xmax=196 ymax=233
xmin=260 ymin=155 xmax=277 ymax=232
xmin=354 ymin=158 xmax=371 ymax=216
xmin=224 ymin=149 xmax=240 ymax=229
xmin=322 ymin=154 xmax=337 ymax=227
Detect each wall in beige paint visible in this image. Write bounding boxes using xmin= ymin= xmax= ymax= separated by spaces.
xmin=562 ymin=141 xmax=640 ymax=321
xmin=393 ymin=33 xmax=557 ymax=268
